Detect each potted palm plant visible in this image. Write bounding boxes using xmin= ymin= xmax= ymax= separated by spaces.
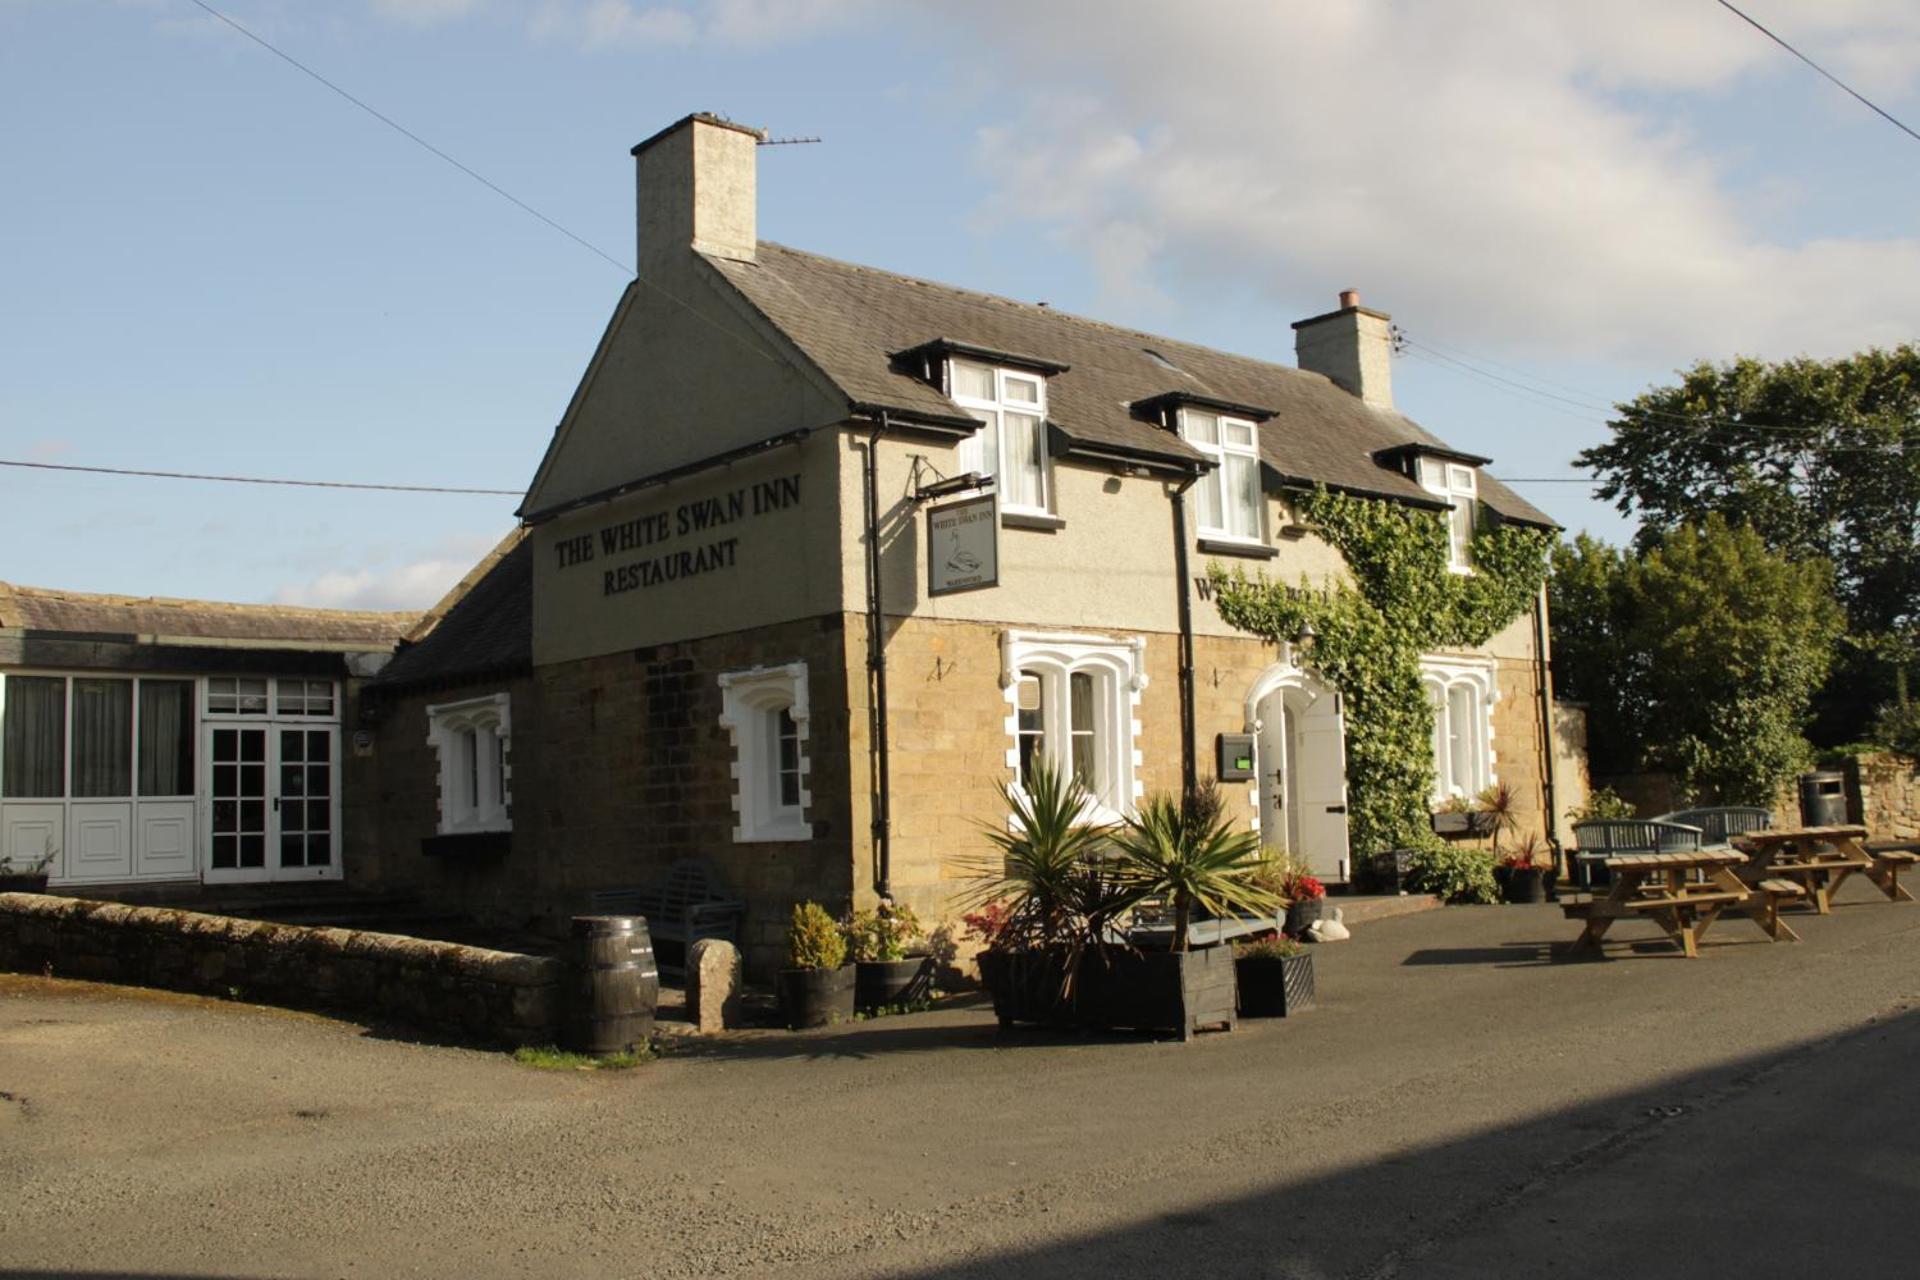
xmin=846 ymin=900 xmax=931 ymax=1013
xmin=1088 ymin=786 xmax=1282 ymax=1039
xmin=778 ymin=901 xmax=854 ymax=1029
xmin=964 ymin=760 xmax=1128 ymax=1029
xmin=1234 ymin=934 xmax=1315 ymax=1017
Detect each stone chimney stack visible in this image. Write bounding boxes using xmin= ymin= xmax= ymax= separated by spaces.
xmin=631 ymin=113 xmax=764 ymax=277
xmin=1291 ymin=289 xmax=1395 ymax=411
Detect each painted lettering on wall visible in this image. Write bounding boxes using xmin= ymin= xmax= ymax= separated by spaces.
xmin=549 ymin=473 xmax=802 ymax=599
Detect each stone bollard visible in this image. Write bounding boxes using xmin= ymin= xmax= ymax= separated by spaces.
xmin=686 ymin=938 xmax=742 ymax=1034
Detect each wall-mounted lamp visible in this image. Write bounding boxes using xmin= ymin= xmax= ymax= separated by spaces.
xmin=1293 ymin=620 xmax=1317 ymax=651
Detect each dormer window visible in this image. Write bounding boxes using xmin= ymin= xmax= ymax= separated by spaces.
xmin=1181 ymin=409 xmax=1263 ymax=543
xmin=1420 ymin=459 xmax=1478 ymax=572
xmin=950 ymin=359 xmax=1052 ymax=515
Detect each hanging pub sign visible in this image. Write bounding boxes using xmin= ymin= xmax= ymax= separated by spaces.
xmin=927 ymin=492 xmax=999 ymax=596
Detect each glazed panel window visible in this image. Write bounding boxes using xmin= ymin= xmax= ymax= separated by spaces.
xmin=425 ymin=693 xmax=511 ymax=835
xmin=950 ymin=358 xmax=1052 ymax=516
xmin=1422 ymin=658 xmax=1496 ymax=803
xmin=1001 ymin=632 xmax=1146 ymax=822
xmin=718 ymin=663 xmax=812 ymax=843
xmin=1181 ymin=409 xmax=1263 ymax=542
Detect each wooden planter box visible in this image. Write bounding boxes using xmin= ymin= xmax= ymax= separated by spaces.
xmin=979 ymin=946 xmax=1238 ymax=1040
xmin=1075 ymin=946 xmax=1238 ymax=1041
xmin=1432 ymin=811 xmax=1495 ymax=838
xmin=977 ymin=948 xmax=1074 ymax=1028
xmin=1235 ymin=952 xmax=1315 ymax=1017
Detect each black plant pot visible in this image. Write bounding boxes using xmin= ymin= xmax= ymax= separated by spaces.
xmin=778 ymin=964 xmax=855 ymax=1029
xmin=0 ymin=874 xmax=49 ymax=894
xmin=1502 ymin=867 xmax=1549 ymax=905
xmin=854 ymin=956 xmax=932 ymax=1013
xmin=1235 ymin=952 xmax=1316 ymax=1017
xmin=1285 ymin=898 xmax=1325 ymax=935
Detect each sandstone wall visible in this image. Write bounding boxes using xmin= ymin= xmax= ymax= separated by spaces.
xmin=0 ymin=893 xmax=559 ymax=1046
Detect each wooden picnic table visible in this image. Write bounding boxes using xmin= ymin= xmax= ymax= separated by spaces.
xmin=1563 ymin=848 xmax=1805 ymax=958
xmin=1731 ymin=824 xmax=1916 ymax=914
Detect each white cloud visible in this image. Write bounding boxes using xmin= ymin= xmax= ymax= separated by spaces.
xmin=949 ymin=0 xmax=1920 ymax=361
xmin=368 ymin=0 xmax=486 ymax=26
xmin=273 ymin=536 xmax=498 ymax=611
xmin=526 ymin=0 xmax=867 ymax=50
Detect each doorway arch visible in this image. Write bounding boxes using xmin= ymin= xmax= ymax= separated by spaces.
xmin=1244 ymin=658 xmax=1352 ymax=883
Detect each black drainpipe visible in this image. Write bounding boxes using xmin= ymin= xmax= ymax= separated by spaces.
xmin=865 ymin=417 xmax=894 ymax=900
xmin=1170 ymin=468 xmax=1202 ymax=798
xmin=1533 ymin=584 xmax=1560 ymax=865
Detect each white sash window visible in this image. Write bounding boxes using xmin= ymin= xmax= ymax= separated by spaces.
xmin=1181 ymin=408 xmax=1264 ymax=543
xmin=1001 ymin=631 xmax=1146 ymax=822
xmin=426 ymin=693 xmax=511 ymax=834
xmin=951 ymin=359 xmax=1052 ymax=516
xmin=718 ymin=663 xmax=812 ymax=843
xmin=1422 ymin=657 xmax=1497 ymax=802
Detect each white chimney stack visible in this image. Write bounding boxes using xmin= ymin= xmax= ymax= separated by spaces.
xmin=631 ymin=113 xmax=763 ymax=277
xmin=1292 ymin=289 xmax=1394 ymax=411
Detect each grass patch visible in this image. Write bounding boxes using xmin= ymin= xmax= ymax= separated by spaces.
xmin=512 ymin=1043 xmax=651 ymax=1072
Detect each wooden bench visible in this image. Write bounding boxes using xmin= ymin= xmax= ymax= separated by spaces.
xmin=1864 ymin=844 xmax=1920 ymax=904
xmin=1653 ymin=807 xmax=1774 ymax=849
xmin=587 ymin=858 xmax=747 ymax=970
xmin=1570 ymin=821 xmax=1705 ymax=891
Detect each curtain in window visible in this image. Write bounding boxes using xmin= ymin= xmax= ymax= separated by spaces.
xmin=1001 ymin=412 xmax=1045 ymax=509
xmin=1224 ymin=453 xmax=1261 ymax=539
xmin=1447 ymin=684 xmax=1477 ymax=796
xmin=71 ymin=678 xmax=132 ymax=798
xmin=138 ymin=680 xmax=194 ymax=797
xmin=2 ymin=676 xmax=66 ymax=798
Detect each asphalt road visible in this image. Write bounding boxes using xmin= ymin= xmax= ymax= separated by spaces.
xmin=4 ymin=886 xmax=1919 ymax=1280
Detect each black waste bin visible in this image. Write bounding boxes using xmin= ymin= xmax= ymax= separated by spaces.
xmin=1798 ymin=771 xmax=1847 ymax=827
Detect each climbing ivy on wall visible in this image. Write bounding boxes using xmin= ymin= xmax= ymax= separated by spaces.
xmin=1210 ymin=487 xmax=1553 ymax=858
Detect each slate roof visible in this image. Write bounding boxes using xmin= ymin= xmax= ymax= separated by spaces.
xmin=707 ymin=243 xmax=1555 ymax=527
xmin=0 ymin=582 xmax=415 ymax=650
xmin=373 ymin=530 xmax=531 ymax=692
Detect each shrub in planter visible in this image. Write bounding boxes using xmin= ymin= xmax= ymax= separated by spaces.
xmin=0 ymin=846 xmax=54 ymax=893
xmin=1234 ymin=935 xmax=1315 ymax=1017
xmin=1405 ymin=839 xmax=1499 ymax=904
xmin=778 ymin=901 xmax=854 ymax=1029
xmin=846 ymin=901 xmax=931 ymax=1012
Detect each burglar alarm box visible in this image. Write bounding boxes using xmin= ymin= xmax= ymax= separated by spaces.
xmin=1217 ymin=733 xmax=1256 ymax=782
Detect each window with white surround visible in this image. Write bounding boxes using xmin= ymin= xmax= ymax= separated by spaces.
xmin=1419 ymin=458 xmax=1479 ymax=571
xmin=1421 ymin=657 xmax=1496 ymax=802
xmin=1001 ymin=631 xmax=1146 ymax=821
xmin=950 ymin=358 xmax=1052 ymax=515
xmin=718 ymin=663 xmax=811 ymax=842
xmin=425 ymin=693 xmax=511 ymax=834
xmin=1181 ymin=408 xmax=1264 ymax=543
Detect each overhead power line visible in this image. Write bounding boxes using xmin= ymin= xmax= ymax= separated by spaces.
xmin=1716 ymin=0 xmax=1920 ymax=146
xmin=2 ymin=458 xmax=519 ymax=496
xmin=182 ymin=1 xmax=794 ymax=372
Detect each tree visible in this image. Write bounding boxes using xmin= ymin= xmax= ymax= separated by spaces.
xmin=1549 ymin=517 xmax=1843 ymax=805
xmin=1578 ymin=348 xmax=1920 ymax=739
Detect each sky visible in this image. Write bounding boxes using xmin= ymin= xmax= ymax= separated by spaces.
xmin=4 ymin=0 xmax=1918 ymax=611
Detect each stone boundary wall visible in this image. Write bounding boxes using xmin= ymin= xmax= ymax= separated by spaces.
xmin=0 ymin=893 xmax=561 ymax=1046
xmin=1847 ymin=752 xmax=1920 ymax=841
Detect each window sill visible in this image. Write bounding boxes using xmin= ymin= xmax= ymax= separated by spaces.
xmin=1197 ymin=537 xmax=1277 ymax=560
xmin=732 ymin=821 xmax=815 ymax=844
xmin=422 ymin=830 xmax=511 ymax=859
xmin=1002 ymin=511 xmax=1065 ymax=532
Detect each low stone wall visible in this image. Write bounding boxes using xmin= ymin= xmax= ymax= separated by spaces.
xmin=0 ymin=893 xmax=561 ymax=1046
xmin=1849 ymin=751 xmax=1920 ymax=841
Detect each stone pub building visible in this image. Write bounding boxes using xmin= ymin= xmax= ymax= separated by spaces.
xmin=345 ymin=113 xmax=1568 ymax=974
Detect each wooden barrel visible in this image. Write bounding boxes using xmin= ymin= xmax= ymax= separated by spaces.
xmin=563 ymin=915 xmax=659 ymax=1055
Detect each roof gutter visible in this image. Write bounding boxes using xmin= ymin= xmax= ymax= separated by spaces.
xmin=519 ymin=428 xmax=814 ymax=525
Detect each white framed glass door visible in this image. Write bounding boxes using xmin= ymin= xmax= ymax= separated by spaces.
xmin=205 ymin=723 xmax=270 ymax=883
xmin=275 ymin=726 xmax=335 ymax=877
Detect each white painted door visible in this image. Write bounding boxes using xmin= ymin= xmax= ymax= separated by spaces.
xmin=273 ymin=726 xmax=338 ymax=880
xmin=1292 ymin=688 xmax=1352 ymax=882
xmin=205 ymin=724 xmax=271 ymax=883
xmin=1255 ymin=692 xmax=1291 ymax=852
